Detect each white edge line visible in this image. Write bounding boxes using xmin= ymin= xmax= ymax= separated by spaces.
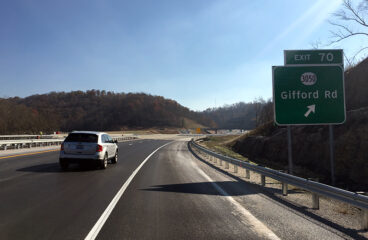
xmin=192 ymin=161 xmax=280 ymax=240
xmin=84 ymin=141 xmax=173 ymax=240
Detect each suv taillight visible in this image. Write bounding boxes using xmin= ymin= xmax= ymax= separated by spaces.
xmin=61 ymin=143 xmax=64 ymax=151
xmin=96 ymin=144 xmax=103 ymax=152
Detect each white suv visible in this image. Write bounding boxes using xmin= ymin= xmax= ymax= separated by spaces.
xmin=59 ymin=131 xmax=118 ymax=170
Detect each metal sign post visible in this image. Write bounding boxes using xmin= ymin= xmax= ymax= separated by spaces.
xmin=329 ymin=125 xmax=335 ymax=185
xmin=287 ymin=126 xmax=293 ymax=174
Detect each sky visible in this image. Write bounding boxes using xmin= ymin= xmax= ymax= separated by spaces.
xmin=0 ymin=0 xmax=366 ymax=110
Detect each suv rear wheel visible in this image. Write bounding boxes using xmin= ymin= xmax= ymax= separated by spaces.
xmin=111 ymin=151 xmax=118 ymax=164
xmin=100 ymin=154 xmax=108 ymax=169
xmin=59 ymin=159 xmax=69 ymax=171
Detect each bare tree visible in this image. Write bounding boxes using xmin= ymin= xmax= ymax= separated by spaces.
xmin=329 ymin=0 xmax=368 ymax=65
xmin=253 ymin=97 xmax=266 ymax=127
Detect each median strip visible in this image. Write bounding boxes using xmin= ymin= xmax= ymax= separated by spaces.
xmin=0 ymin=149 xmax=59 ymax=159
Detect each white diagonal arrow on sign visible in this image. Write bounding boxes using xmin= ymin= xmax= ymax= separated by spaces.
xmin=304 ymin=104 xmax=315 ymax=118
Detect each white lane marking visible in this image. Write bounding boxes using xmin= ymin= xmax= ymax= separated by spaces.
xmin=193 ymin=163 xmax=280 ymax=240
xmin=84 ymin=141 xmax=173 ymax=240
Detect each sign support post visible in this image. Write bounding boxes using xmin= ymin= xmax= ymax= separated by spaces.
xmin=329 ymin=125 xmax=335 ymax=186
xmin=287 ymin=126 xmax=293 ymax=174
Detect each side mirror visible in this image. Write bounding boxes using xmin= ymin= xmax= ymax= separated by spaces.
xmin=114 ymin=140 xmax=118 ymax=144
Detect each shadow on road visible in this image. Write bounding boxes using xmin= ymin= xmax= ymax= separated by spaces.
xmin=16 ymin=162 xmax=101 ymax=173
xmin=141 ymin=181 xmax=254 ymax=196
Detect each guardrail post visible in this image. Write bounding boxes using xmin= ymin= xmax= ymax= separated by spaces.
xmin=219 ymin=159 xmax=222 ymax=166
xmin=308 ymin=178 xmax=320 ymax=209
xmin=282 ymin=183 xmax=288 ymax=196
xmin=312 ymin=193 xmax=320 ymax=209
xmin=362 ymin=209 xmax=368 ymax=230
xmin=225 ymin=161 xmax=229 ymax=169
xmin=4 ymin=145 xmax=7 ymax=150
xmin=214 ymin=157 xmax=217 ymax=164
xmin=234 ymin=164 xmax=238 ymax=173
xmin=245 ymin=169 xmax=250 ymax=179
xmin=261 ymin=175 xmax=266 ymax=187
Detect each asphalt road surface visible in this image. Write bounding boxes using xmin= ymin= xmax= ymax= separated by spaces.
xmin=0 ymin=139 xmax=357 ymax=240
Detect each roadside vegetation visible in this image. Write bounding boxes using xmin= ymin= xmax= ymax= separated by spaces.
xmin=198 ymin=135 xmax=251 ymax=163
xmin=198 ymin=134 xmax=324 ymax=179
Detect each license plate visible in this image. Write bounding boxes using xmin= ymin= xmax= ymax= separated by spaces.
xmin=76 ymin=145 xmax=84 ymax=150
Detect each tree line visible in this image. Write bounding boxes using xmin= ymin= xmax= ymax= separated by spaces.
xmin=201 ymin=98 xmax=271 ymax=130
xmin=0 ymin=89 xmax=275 ymax=134
xmin=0 ymin=90 xmax=216 ymax=134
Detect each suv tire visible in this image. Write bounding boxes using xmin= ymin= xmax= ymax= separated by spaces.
xmin=111 ymin=151 xmax=118 ymax=164
xmin=59 ymin=159 xmax=69 ymax=171
xmin=100 ymin=154 xmax=108 ymax=169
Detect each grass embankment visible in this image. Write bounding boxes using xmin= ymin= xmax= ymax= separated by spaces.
xmin=199 ymin=133 xmax=323 ymax=181
xmin=198 ymin=135 xmax=254 ymax=164
xmin=228 ymin=123 xmax=346 ymax=187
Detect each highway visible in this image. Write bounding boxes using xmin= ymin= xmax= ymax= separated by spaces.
xmin=0 ymin=139 xmax=357 ymax=240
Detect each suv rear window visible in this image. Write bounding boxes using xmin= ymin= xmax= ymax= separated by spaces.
xmin=65 ymin=133 xmax=98 ymax=143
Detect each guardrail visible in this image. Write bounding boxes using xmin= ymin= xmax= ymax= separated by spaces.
xmin=0 ymin=135 xmax=64 ymax=140
xmin=0 ymin=136 xmax=138 ymax=151
xmin=112 ymin=136 xmax=138 ymax=142
xmin=189 ymin=139 xmax=368 ymax=230
xmin=0 ymin=139 xmax=64 ymax=150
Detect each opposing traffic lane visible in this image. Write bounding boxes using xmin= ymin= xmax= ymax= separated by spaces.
xmin=0 ymin=139 xmax=170 ymax=240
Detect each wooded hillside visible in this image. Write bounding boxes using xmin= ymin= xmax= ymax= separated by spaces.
xmin=202 ymin=100 xmax=270 ymax=130
xmin=0 ymin=90 xmax=215 ymax=134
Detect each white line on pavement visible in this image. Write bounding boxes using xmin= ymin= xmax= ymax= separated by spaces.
xmin=84 ymin=141 xmax=173 ymax=240
xmin=193 ymin=161 xmax=280 ymax=240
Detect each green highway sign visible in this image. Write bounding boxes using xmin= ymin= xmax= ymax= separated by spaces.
xmin=284 ymin=49 xmax=343 ymax=66
xmin=273 ymin=65 xmax=346 ymax=125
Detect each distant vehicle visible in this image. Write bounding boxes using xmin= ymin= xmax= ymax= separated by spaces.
xmin=59 ymin=131 xmax=118 ymax=170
